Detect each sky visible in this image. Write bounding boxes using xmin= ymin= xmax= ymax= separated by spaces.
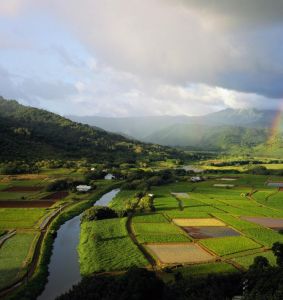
xmin=0 ymin=0 xmax=283 ymax=117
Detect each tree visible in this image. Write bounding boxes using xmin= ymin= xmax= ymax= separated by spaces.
xmin=272 ymin=242 xmax=283 ymax=267
xmin=81 ymin=206 xmax=118 ymax=222
xmin=250 ymin=256 xmax=270 ymax=271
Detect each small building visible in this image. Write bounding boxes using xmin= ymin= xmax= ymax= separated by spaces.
xmin=190 ymin=176 xmax=202 ymax=183
xmin=104 ymin=173 xmax=115 ymax=180
xmin=76 ymin=185 xmax=92 ymax=192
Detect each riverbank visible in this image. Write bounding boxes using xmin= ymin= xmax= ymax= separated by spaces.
xmin=3 ymin=182 xmax=121 ymax=300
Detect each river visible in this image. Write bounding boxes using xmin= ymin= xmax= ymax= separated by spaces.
xmin=37 ymin=188 xmax=120 ymax=300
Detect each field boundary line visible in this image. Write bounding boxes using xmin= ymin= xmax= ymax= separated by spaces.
xmin=126 ymin=215 xmax=157 ymax=270
xmin=0 ymin=230 xmax=16 ymax=248
xmin=0 ymin=202 xmax=71 ymax=298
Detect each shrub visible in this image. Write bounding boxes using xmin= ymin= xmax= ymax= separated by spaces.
xmin=81 ymin=206 xmax=118 ymax=222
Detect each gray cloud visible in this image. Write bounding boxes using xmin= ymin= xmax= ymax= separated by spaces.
xmin=174 ymin=0 xmax=283 ymax=27
xmin=1 ymin=0 xmax=283 ymax=116
xmin=34 ymin=0 xmax=283 ymax=99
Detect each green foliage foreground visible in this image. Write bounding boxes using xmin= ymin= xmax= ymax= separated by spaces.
xmin=57 ymin=267 xmax=241 ymax=300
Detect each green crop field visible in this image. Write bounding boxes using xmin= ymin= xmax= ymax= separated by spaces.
xmin=233 ymin=251 xmax=277 ymax=269
xmin=0 ymin=208 xmax=47 ymax=229
xmin=79 ymin=218 xmax=148 ymax=275
xmin=212 ymin=214 xmax=261 ymax=230
xmin=165 ymin=209 xmax=211 ymax=219
xmin=200 ymin=236 xmax=262 ymax=256
xmin=132 ymin=213 xmax=169 ymax=223
xmin=0 ymin=192 xmax=35 ymax=200
xmin=132 ymin=222 xmax=191 ymax=243
xmin=170 ymin=262 xmax=237 ymax=278
xmin=0 ymin=232 xmax=37 ymax=289
xmin=133 ymin=222 xmax=187 ymax=235
xmin=242 ymin=228 xmax=283 ymax=247
xmin=2 ymin=166 xmax=283 ymax=294
xmin=137 ymin=233 xmax=191 ymax=243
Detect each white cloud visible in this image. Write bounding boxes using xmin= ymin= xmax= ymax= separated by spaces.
xmin=1 ymin=0 xmax=283 ymax=116
xmin=35 ymin=0 xmax=283 ymax=98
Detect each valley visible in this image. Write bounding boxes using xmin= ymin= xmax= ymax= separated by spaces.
xmin=0 ymin=98 xmax=282 ymax=300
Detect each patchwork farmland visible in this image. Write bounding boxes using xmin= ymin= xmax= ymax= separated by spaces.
xmin=80 ymin=174 xmax=283 ymax=278
xmin=2 ymin=169 xmax=283 ymax=298
xmin=0 ymin=168 xmax=115 ymax=292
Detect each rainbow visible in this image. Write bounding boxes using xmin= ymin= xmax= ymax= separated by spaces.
xmin=268 ymin=101 xmax=283 ymax=145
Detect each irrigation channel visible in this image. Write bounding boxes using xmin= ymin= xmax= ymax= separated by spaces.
xmin=37 ymin=188 xmax=120 ymax=300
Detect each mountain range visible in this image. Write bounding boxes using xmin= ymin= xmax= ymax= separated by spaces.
xmin=67 ymin=109 xmax=283 ymax=153
xmin=1 ymin=97 xmax=282 ymax=160
xmin=0 ymin=97 xmax=179 ymax=162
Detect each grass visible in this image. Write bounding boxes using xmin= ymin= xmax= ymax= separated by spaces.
xmin=172 ymin=262 xmax=237 ymax=277
xmin=212 ymin=213 xmax=261 ymax=231
xmin=200 ymin=236 xmax=262 ymax=256
xmin=0 ymin=230 xmax=7 ymax=237
xmin=264 ymin=192 xmax=283 ymax=210
xmin=0 ymin=208 xmax=47 ymax=229
xmin=137 ymin=234 xmax=190 ymax=243
xmin=133 ymin=222 xmax=191 ymax=243
xmin=0 ymin=232 xmax=36 ymax=289
xmin=0 ymin=192 xmax=35 ymax=200
xmin=132 ymin=213 xmax=169 ymax=223
xmin=165 ymin=210 xmax=210 ymax=219
xmin=79 ymin=218 xmax=148 ymax=275
xmin=154 ymin=196 xmax=179 ymax=211
xmin=133 ymin=222 xmax=187 ymax=235
xmin=233 ymin=251 xmax=277 ymax=269
xmin=242 ymin=227 xmax=283 ymax=247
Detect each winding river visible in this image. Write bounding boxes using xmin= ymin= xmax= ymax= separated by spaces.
xmin=37 ymin=188 xmax=120 ymax=300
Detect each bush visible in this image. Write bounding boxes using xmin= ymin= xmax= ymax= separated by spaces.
xmin=137 ymin=195 xmax=155 ymax=212
xmin=46 ymin=179 xmax=69 ymax=192
xmin=0 ymin=161 xmax=39 ymax=175
xmin=46 ymin=179 xmax=87 ymax=192
xmin=57 ymin=267 xmax=164 ymax=300
xmin=81 ymin=206 xmax=118 ymax=222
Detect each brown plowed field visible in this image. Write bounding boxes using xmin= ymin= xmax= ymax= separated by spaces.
xmin=41 ymin=191 xmax=69 ymax=200
xmin=0 ymin=200 xmax=55 ymax=208
xmin=173 ymin=218 xmax=225 ymax=227
xmin=146 ymin=243 xmax=215 ymax=264
xmin=242 ymin=217 xmax=283 ymax=228
xmin=183 ymin=226 xmax=240 ymax=239
xmin=3 ymin=186 xmax=42 ymax=192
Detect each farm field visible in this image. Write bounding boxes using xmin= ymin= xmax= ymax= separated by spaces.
xmin=183 ymin=226 xmax=240 ymax=239
xmin=79 ymin=218 xmax=148 ymax=275
xmin=0 ymin=168 xmax=114 ymax=293
xmin=101 ymin=174 xmax=283 ymax=273
xmin=0 ymin=232 xmax=38 ymax=290
xmin=232 ymin=251 xmax=277 ymax=268
xmin=162 ymin=262 xmax=237 ymax=282
xmin=145 ymin=243 xmax=215 ymax=264
xmin=2 ymin=168 xmax=283 ymax=298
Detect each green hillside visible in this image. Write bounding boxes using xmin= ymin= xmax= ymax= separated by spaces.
xmin=0 ymin=97 xmax=181 ymax=162
xmin=68 ymin=108 xmax=283 ymax=140
xmin=144 ymin=123 xmax=283 ymax=155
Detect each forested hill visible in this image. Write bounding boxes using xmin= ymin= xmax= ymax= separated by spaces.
xmin=0 ymin=97 xmax=181 ymax=162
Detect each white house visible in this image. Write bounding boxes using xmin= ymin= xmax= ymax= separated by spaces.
xmin=190 ymin=176 xmax=202 ymax=182
xmin=104 ymin=173 xmax=115 ymax=180
xmin=76 ymin=185 xmax=92 ymax=192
